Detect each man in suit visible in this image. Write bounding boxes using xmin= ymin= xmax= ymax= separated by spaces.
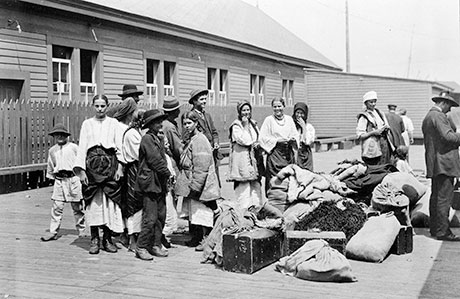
xmin=186 ymin=88 xmax=222 ymax=186
xmin=386 ymin=104 xmax=406 ymax=154
xmin=422 ymin=91 xmax=460 ymax=241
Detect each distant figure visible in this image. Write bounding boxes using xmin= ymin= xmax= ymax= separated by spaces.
xmin=41 ymin=124 xmax=85 ymax=242
xmin=399 ymin=108 xmax=414 ymax=146
xmin=385 ymin=104 xmax=406 ymax=153
xmin=422 ymin=91 xmax=460 ymax=241
xmin=394 ymin=145 xmax=415 ymax=177
xmin=356 ymin=91 xmax=391 ymax=165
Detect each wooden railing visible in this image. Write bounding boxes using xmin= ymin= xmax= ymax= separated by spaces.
xmin=314 ymin=135 xmax=358 ymax=152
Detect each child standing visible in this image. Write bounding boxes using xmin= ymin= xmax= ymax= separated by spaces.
xmin=41 ymin=124 xmax=85 ymax=241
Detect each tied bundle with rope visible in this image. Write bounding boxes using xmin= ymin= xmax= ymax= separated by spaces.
xmin=294 ymin=199 xmax=366 ymax=240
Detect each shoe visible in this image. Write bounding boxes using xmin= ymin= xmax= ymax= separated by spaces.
xmin=89 ymin=238 xmax=100 ymax=254
xmin=161 ymin=234 xmax=171 ymax=249
xmin=40 ymin=233 xmax=57 ymax=242
xmin=437 ymin=234 xmax=460 ymax=241
xmin=195 ymin=238 xmax=206 ymax=252
xmin=185 ymin=238 xmax=201 ymax=247
xmin=136 ymin=248 xmax=154 ymax=261
xmin=102 ymin=239 xmax=118 ymax=253
xmin=150 ymin=245 xmax=169 ymax=257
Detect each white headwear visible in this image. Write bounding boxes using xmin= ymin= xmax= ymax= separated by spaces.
xmin=363 ymin=91 xmax=378 ymax=103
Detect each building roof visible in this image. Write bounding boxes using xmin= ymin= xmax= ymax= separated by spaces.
xmin=78 ymin=0 xmax=339 ymax=69
xmin=439 ymin=81 xmax=460 ymax=92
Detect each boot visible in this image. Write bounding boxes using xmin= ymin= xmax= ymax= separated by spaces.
xmin=161 ymin=234 xmax=171 ymax=249
xmin=128 ymin=234 xmax=138 ymax=252
xmin=150 ymin=245 xmax=169 ymax=257
xmin=89 ymin=226 xmax=100 ymax=255
xmin=136 ymin=247 xmax=154 ymax=261
xmin=102 ymin=226 xmax=118 ymax=253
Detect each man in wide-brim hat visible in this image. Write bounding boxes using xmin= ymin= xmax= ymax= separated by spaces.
xmin=135 ymin=108 xmax=171 ymax=261
xmin=422 ymin=90 xmax=460 ymax=241
xmin=119 ymin=84 xmax=143 ymax=102
xmin=186 ymin=88 xmax=222 ymax=186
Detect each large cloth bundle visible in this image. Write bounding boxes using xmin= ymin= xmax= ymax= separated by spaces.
xmin=371 ymin=181 xmax=411 ymax=226
xmin=276 ymin=239 xmax=356 ymax=282
xmin=381 ymin=172 xmax=427 ymax=208
xmin=345 ymin=213 xmax=401 ymax=263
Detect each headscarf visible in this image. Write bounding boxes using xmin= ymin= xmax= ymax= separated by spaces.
xmin=237 ymin=100 xmax=252 ymax=120
xmin=293 ymin=102 xmax=308 ymax=131
xmin=113 ymin=98 xmax=137 ymax=122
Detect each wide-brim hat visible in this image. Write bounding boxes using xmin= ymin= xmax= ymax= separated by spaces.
xmin=188 ymin=88 xmax=208 ymax=104
xmin=163 ymin=95 xmax=182 ymax=112
xmin=48 ymin=123 xmax=70 ymax=136
xmin=432 ymin=91 xmax=459 ymax=107
xmin=118 ymin=84 xmax=143 ymax=97
xmin=142 ymin=109 xmax=168 ymax=129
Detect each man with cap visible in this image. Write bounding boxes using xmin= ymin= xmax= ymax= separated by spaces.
xmin=107 ymin=84 xmax=143 ymax=117
xmin=41 ymin=124 xmax=85 ymax=241
xmin=186 ymin=88 xmax=222 ymax=186
xmin=135 ymin=109 xmax=171 ymax=260
xmin=385 ymin=103 xmax=406 ymax=153
xmin=422 ymin=91 xmax=460 ymax=241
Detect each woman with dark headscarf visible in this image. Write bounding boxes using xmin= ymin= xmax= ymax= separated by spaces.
xmin=259 ymin=97 xmax=299 ymax=192
xmin=228 ymin=101 xmax=264 ymax=211
xmin=293 ymin=102 xmax=315 ymax=171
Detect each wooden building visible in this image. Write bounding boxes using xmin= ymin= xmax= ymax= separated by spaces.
xmin=0 ymin=0 xmax=339 ymax=106
xmin=305 ymin=69 xmax=453 ymax=139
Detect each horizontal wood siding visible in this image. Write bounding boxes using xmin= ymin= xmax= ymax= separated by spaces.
xmin=177 ymin=58 xmax=205 ymax=103
xmin=229 ymin=66 xmax=249 ymax=105
xmin=0 ymin=30 xmax=47 ymax=101
xmin=103 ymin=45 xmax=144 ymax=101
xmin=265 ymin=75 xmax=281 ymax=103
xmin=306 ymin=71 xmax=432 ymax=138
xmin=294 ymin=76 xmax=305 ymax=103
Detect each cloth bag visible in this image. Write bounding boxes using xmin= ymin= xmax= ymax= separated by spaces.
xmin=276 ymin=239 xmax=356 ymax=282
xmin=345 ymin=212 xmax=401 ymax=263
xmin=361 ymin=136 xmax=382 ymax=158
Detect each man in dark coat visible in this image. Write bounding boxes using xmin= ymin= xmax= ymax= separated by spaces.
xmin=162 ymin=95 xmax=183 ymax=172
xmin=185 ymin=88 xmax=222 ymax=186
xmin=385 ymin=104 xmax=406 ymax=152
xmin=106 ymin=84 xmax=143 ymax=117
xmin=422 ymin=91 xmax=460 ymax=241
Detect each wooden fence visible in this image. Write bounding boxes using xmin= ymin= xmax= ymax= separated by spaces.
xmin=0 ymin=99 xmax=280 ymax=193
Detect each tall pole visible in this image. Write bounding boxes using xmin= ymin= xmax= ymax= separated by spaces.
xmin=345 ymin=0 xmax=350 ymax=72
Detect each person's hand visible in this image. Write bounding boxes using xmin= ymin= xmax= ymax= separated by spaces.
xmin=253 ymin=141 xmax=260 ymax=148
xmin=214 ymin=143 xmax=220 ymax=150
xmin=296 ymin=117 xmax=306 ymax=127
xmin=410 ymin=138 xmax=414 ymax=144
xmin=114 ymin=164 xmax=124 ymax=181
xmin=78 ymin=170 xmax=88 ymax=186
xmin=241 ymin=116 xmax=249 ymax=124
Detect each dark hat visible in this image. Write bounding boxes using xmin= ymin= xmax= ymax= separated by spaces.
xmin=113 ymin=98 xmax=137 ymax=121
xmin=188 ymin=88 xmax=208 ymax=104
xmin=142 ymin=109 xmax=168 ymax=129
xmin=48 ymin=123 xmax=70 ymax=136
xmin=163 ymin=95 xmax=182 ymax=112
xmin=388 ymin=104 xmax=397 ymax=110
xmin=118 ymin=84 xmax=143 ymax=98
xmin=432 ymin=91 xmax=459 ymax=107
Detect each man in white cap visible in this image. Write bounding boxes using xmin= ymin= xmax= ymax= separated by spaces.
xmin=422 ymin=91 xmax=460 ymax=241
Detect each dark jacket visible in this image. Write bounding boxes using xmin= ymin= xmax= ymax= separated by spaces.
xmin=422 ymin=107 xmax=460 ymax=178
xmin=386 ymin=112 xmax=406 ymax=149
xmin=135 ymin=131 xmax=171 ymax=194
xmin=162 ymin=118 xmax=183 ymax=172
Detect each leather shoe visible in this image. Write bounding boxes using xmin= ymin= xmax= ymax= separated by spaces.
xmin=102 ymin=239 xmax=118 ymax=253
xmin=437 ymin=234 xmax=460 ymax=241
xmin=41 ymin=233 xmax=57 ymax=242
xmin=150 ymin=245 xmax=168 ymax=257
xmin=89 ymin=238 xmax=100 ymax=254
xmin=136 ymin=248 xmax=154 ymax=261
xmin=161 ymin=234 xmax=171 ymax=249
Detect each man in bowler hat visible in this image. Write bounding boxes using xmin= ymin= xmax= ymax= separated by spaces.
xmin=107 ymin=84 xmax=143 ymax=117
xmin=422 ymin=91 xmax=460 ymax=241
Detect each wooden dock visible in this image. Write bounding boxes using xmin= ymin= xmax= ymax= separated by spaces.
xmin=1 ymin=145 xmax=460 ymax=298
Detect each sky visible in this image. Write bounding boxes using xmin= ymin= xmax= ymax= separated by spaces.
xmin=241 ymin=0 xmax=460 ymax=84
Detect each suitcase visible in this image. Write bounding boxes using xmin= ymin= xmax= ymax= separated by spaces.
xmin=222 ymin=228 xmax=283 ymax=274
xmin=390 ymin=226 xmax=413 ymax=255
xmin=284 ymin=231 xmax=347 ymax=256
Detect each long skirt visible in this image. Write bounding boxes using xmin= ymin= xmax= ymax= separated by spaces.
xmin=297 ymin=144 xmax=313 ymax=171
xmin=232 ymin=181 xmax=264 ymax=211
xmin=265 ymin=142 xmax=295 ymax=193
xmin=86 ymin=188 xmax=123 ymax=233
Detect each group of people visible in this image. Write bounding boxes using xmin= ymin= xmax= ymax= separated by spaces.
xmin=357 ymin=89 xmax=460 ymax=242
xmin=40 ymin=84 xmax=317 ymax=261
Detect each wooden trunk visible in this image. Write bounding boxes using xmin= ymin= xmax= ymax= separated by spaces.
xmin=285 ymin=231 xmax=347 ymax=255
xmin=222 ymin=228 xmax=283 ymax=274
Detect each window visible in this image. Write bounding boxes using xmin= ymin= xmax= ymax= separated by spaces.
xmin=282 ymin=79 xmax=294 ymax=106
xmin=146 ymin=59 xmax=159 ymax=106
xmin=258 ymin=76 xmax=265 ymax=106
xmin=250 ymin=74 xmax=257 ymax=105
xmin=52 ymin=45 xmax=72 ymax=101
xmin=219 ymin=70 xmax=228 ymax=106
xmin=164 ymin=61 xmax=175 ymax=96
xmin=0 ymin=79 xmax=23 ymax=100
xmin=80 ymin=49 xmax=97 ymax=104
xmin=207 ymin=68 xmax=216 ymax=105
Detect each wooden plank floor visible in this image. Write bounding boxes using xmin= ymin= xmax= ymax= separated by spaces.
xmin=2 ymin=145 xmax=460 ymax=298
